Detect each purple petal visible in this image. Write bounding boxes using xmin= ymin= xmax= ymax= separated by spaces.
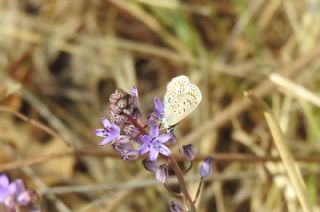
xmin=157 ymin=134 xmax=172 ymax=143
xmin=131 ymin=86 xmax=138 ymax=97
xmin=154 ymin=97 xmax=164 ymax=115
xmin=115 ymin=136 xmax=130 ymax=144
xmin=101 ymin=118 xmax=112 ymax=128
xmin=156 ymin=165 xmax=168 ymax=183
xmin=9 ymin=180 xmax=25 ymax=195
xmin=95 ymin=129 xmax=106 ymax=137
xmin=109 ymin=125 xmax=120 ymax=137
xmin=159 ymin=144 xmax=171 ymax=156
xmin=149 ymin=148 xmax=160 ymax=161
xmin=98 ymin=137 xmax=114 ymax=146
xmin=142 ymin=159 xmax=158 ymax=173
xmin=138 ymin=143 xmax=150 ymax=155
xmin=0 ymin=187 xmax=9 ymax=202
xmin=113 ymin=142 xmax=131 ymax=152
xmin=166 ymin=136 xmax=176 ymax=145
xmin=149 ymin=125 xmax=159 ymax=137
xmin=4 ymin=194 xmax=15 ymax=208
xmin=0 ymin=175 xmax=9 ymax=187
xmin=17 ymin=190 xmax=32 ymax=205
xmin=139 ymin=135 xmax=151 ymax=143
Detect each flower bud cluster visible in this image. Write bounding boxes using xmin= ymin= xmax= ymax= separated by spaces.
xmin=108 ymin=88 xmax=140 ymax=125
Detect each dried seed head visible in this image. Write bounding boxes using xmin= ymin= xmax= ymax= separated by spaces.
xmin=117 ymin=98 xmax=128 ymax=109
xmin=108 ymin=88 xmax=141 ymax=125
xmin=109 ymin=89 xmax=127 ymax=103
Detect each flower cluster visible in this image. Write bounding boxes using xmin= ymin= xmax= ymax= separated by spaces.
xmin=0 ymin=174 xmax=38 ymax=211
xmin=95 ymin=85 xmax=213 ymax=211
xmin=95 ymin=87 xmax=174 ymax=163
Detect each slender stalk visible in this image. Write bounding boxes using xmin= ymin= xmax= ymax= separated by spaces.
xmin=128 ymin=116 xmax=147 ymax=134
xmin=169 ymin=156 xmax=197 ymax=212
xmin=163 ymin=183 xmax=183 ymax=197
xmin=184 ymin=162 xmax=193 ymax=174
xmin=193 ymin=177 xmax=204 ymax=204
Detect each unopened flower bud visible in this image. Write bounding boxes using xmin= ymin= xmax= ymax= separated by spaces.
xmin=17 ymin=190 xmax=32 ymax=205
xmin=142 ymin=159 xmax=158 ymax=173
xmin=199 ymin=156 xmax=213 ymax=177
xmin=109 ymin=89 xmax=127 ymax=103
xmin=169 ymin=201 xmax=184 ymax=212
xmin=182 ymin=144 xmax=196 ymax=161
xmin=156 ymin=165 xmax=168 ymax=183
xmin=124 ymin=125 xmax=140 ymax=138
xmin=120 ymin=149 xmax=139 ymax=161
xmin=117 ymin=98 xmax=128 ymax=109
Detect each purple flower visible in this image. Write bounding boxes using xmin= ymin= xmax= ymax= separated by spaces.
xmin=5 ymin=179 xmax=32 ymax=207
xmin=0 ymin=175 xmax=34 ymax=209
xmin=17 ymin=190 xmax=32 ymax=205
xmin=156 ymin=165 xmax=168 ymax=183
xmin=199 ymin=157 xmax=213 ymax=177
xmin=138 ymin=125 xmax=172 ymax=161
xmin=0 ymin=174 xmax=10 ymax=203
xmin=110 ymin=136 xmax=138 ymax=161
xmin=95 ymin=118 xmax=120 ymax=146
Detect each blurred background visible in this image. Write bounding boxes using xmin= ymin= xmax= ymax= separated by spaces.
xmin=1 ymin=0 xmax=320 ymax=211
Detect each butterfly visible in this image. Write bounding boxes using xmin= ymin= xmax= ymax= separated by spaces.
xmin=162 ymin=75 xmax=202 ymax=132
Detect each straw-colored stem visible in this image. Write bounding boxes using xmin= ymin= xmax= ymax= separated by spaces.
xmin=169 ymin=156 xmax=197 ymax=212
xmin=246 ymin=92 xmax=312 ymax=212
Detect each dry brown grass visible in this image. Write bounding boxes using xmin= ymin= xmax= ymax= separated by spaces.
xmin=1 ymin=0 xmax=320 ymax=211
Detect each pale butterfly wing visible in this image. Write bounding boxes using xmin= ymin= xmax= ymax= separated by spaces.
xmin=165 ymin=75 xmax=189 ymax=96
xmin=163 ymin=75 xmax=202 ymax=128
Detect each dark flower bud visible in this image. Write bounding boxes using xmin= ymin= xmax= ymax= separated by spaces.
xmin=169 ymin=201 xmax=184 ymax=212
xmin=109 ymin=112 xmax=128 ymax=125
xmin=117 ymin=98 xmax=128 ymax=109
xmin=123 ymin=107 xmax=134 ymax=115
xmin=108 ymin=87 xmax=141 ymax=125
xmin=109 ymin=104 xmax=122 ymax=114
xmin=199 ymin=156 xmax=213 ymax=177
xmin=109 ymin=89 xmax=127 ymax=103
xmin=156 ymin=165 xmax=168 ymax=183
xmin=142 ymin=159 xmax=158 ymax=173
xmin=182 ymin=144 xmax=196 ymax=161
